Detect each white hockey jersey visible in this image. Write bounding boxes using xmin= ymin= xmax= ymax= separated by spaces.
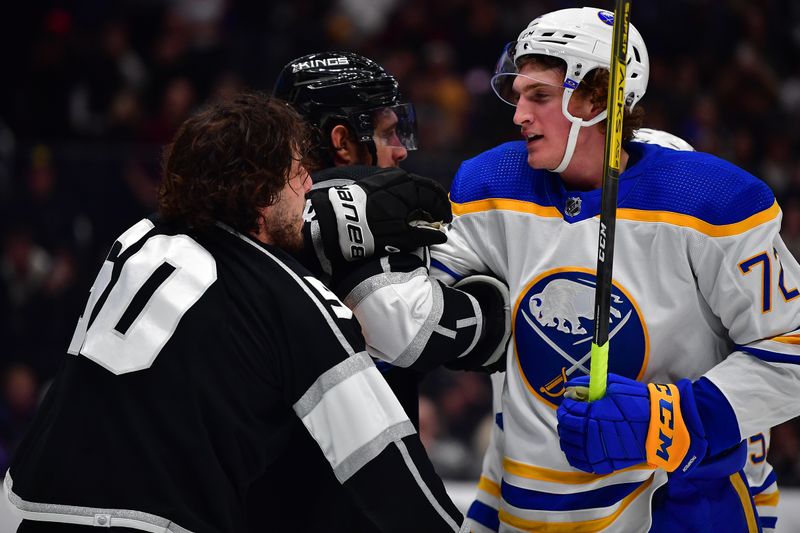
xmin=431 ymin=140 xmax=800 ymax=532
xmin=350 ymin=140 xmax=799 ymax=532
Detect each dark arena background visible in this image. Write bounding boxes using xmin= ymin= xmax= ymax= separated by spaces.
xmin=1 ymin=0 xmax=800 ymax=529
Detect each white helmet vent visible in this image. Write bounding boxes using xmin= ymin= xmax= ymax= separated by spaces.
xmin=508 ymin=7 xmax=649 ymax=108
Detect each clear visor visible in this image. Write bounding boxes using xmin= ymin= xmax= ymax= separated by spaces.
xmin=370 ymin=103 xmax=418 ymax=151
xmin=490 ymin=41 xmax=566 ymax=106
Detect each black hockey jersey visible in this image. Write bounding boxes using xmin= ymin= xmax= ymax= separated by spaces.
xmin=6 ymin=217 xmax=461 ymax=533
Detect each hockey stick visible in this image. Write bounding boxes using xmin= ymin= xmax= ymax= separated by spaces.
xmin=568 ymin=0 xmax=632 ymax=402
xmin=588 ymin=0 xmax=631 ymax=401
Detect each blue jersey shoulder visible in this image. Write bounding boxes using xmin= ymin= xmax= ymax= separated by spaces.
xmin=623 ymin=143 xmax=775 ymax=225
xmin=450 ymin=141 xmax=552 ymax=205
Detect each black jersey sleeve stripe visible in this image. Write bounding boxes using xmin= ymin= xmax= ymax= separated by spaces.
xmin=220 ymin=223 xmax=358 ymax=356
xmin=292 ymin=351 xmax=373 ymax=418
xmin=5 ymin=472 xmax=192 ymax=532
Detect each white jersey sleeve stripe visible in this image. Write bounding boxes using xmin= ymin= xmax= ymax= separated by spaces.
xmin=332 ymin=420 xmax=416 ymax=483
xmin=5 ymin=472 xmax=191 ymax=533
xmin=343 ymin=267 xmax=429 ymax=309
xmin=454 ymin=291 xmax=482 ymax=359
xmin=392 ymin=280 xmax=445 ymax=368
xmin=349 ymin=274 xmax=444 ymax=367
xmin=309 ymin=218 xmax=333 ymax=276
xmin=295 ymin=364 xmax=411 ymax=478
xmin=293 ymin=351 xmax=373 ymax=418
xmin=222 ymin=223 xmax=357 ymax=356
xmin=394 ymin=440 xmax=460 ymax=532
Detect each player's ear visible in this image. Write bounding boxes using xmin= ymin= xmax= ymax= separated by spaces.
xmin=330 ymin=125 xmax=360 ymax=165
xmin=570 ymin=93 xmax=602 ymax=121
xmin=589 ymin=100 xmax=607 ymax=119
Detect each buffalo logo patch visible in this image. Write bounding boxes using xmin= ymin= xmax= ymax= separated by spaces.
xmin=514 ymin=268 xmax=648 ymax=407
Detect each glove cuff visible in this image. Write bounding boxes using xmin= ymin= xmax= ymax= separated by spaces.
xmin=304 ymin=219 xmax=333 ymax=277
xmin=445 ymin=275 xmax=511 ymax=373
xmin=646 ymin=380 xmax=708 ymax=474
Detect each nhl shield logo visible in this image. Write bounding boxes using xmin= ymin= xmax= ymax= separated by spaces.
xmin=565 ymin=197 xmax=582 ymax=217
xmin=513 ymin=268 xmax=648 ymax=408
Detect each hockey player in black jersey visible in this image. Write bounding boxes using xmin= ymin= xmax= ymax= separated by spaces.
xmin=6 ymin=92 xmax=463 ymax=532
xmin=264 ymin=52 xmax=512 ymax=533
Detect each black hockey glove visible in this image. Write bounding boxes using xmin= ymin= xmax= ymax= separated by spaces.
xmin=304 ymin=165 xmax=452 ymax=276
xmin=445 ymin=275 xmax=511 ymax=374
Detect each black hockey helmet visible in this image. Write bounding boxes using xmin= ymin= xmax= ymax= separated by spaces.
xmin=273 ymin=51 xmax=417 ymax=166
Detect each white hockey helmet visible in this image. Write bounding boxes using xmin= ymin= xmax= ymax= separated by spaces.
xmin=631 ymin=128 xmax=693 ymax=151
xmin=492 ymin=7 xmax=649 ymax=173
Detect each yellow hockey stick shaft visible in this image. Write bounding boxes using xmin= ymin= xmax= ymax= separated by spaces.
xmin=589 ymin=0 xmax=631 ymax=401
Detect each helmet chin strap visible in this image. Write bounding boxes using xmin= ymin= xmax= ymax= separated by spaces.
xmin=550 ymin=88 xmax=608 ymax=174
xmin=551 ymin=119 xmax=583 ymax=174
xmin=364 ymin=139 xmax=379 ymax=166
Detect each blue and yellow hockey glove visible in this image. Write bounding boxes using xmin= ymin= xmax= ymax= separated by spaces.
xmin=556 ymin=374 xmax=709 ymax=475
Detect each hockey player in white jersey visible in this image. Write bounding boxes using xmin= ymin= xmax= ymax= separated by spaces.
xmin=318 ymin=6 xmax=799 ymax=532
xmin=462 ymin=129 xmax=781 ymax=533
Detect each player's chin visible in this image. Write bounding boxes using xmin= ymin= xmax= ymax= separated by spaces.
xmin=526 ymin=150 xmax=551 ymax=171
xmin=268 ymin=218 xmax=305 ymax=253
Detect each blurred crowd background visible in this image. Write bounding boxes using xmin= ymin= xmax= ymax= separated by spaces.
xmin=2 ymin=0 xmax=800 ymax=484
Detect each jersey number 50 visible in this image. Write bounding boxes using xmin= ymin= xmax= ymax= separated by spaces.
xmin=68 ymin=220 xmax=217 ymax=374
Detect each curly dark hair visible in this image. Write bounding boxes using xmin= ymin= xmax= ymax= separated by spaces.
xmin=158 ymin=92 xmax=311 ymax=234
xmin=518 ymin=55 xmax=644 ymax=141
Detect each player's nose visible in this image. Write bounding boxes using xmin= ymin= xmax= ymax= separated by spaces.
xmin=393 ymin=146 xmax=408 ymax=164
xmin=513 ymin=101 xmax=534 ymax=127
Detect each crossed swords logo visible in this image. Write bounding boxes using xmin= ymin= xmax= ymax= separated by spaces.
xmin=521 ymin=307 xmax=632 ymax=397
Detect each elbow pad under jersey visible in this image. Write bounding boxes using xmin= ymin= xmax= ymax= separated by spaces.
xmin=332 ymin=249 xmax=509 ymax=372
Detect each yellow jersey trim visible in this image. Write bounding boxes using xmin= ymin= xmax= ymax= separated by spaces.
xmin=477 ymin=476 xmax=501 ymax=498
xmin=503 ymin=457 xmax=652 ymax=484
xmin=450 ymin=198 xmax=780 ymax=237
xmin=753 ymin=490 xmax=780 ymax=507
xmin=771 ymin=334 xmax=800 ymax=345
xmin=617 ymin=201 xmax=779 ymax=237
xmin=497 ymin=474 xmax=654 ymax=532
xmin=730 ymin=473 xmax=759 ymax=533
xmin=451 ymin=198 xmax=562 ymax=218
